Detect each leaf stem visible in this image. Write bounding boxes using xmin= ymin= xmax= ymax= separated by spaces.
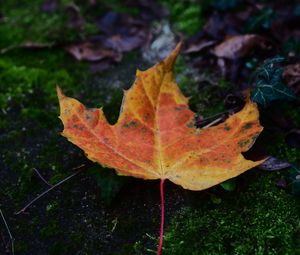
xmin=157 ymin=179 xmax=165 ymax=255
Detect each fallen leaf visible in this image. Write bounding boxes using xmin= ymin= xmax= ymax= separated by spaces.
xmin=258 ymin=156 xmax=291 ymax=171
xmin=57 ymin=43 xmax=265 ymax=191
xmin=100 ymin=33 xmax=147 ymax=52
xmin=96 ymin=11 xmax=142 ymax=36
xmin=92 ymin=11 xmax=149 ymax=54
xmin=282 ymin=62 xmax=300 ymax=96
xmin=184 ymin=40 xmax=216 ymax=54
xmin=64 ymin=42 xmax=121 ymax=62
xmin=211 ymin=34 xmax=271 ymax=59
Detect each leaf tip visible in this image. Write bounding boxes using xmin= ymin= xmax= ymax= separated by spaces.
xmin=56 ymin=85 xmax=65 ymax=101
xmin=163 ymin=41 xmax=183 ymax=70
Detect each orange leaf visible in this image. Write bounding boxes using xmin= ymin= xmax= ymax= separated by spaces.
xmin=57 ymin=43 xmax=265 ymax=191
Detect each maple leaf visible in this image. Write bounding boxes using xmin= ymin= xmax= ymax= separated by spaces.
xmin=57 ymin=43 xmax=266 ymax=255
xmin=57 ymin=42 xmax=265 ymax=191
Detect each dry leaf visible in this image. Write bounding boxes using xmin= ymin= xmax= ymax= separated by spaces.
xmin=57 ymin=43 xmax=265 ymax=191
xmin=282 ymin=62 xmax=300 ymax=96
xmin=101 ymin=33 xmax=147 ymax=52
xmin=184 ymin=40 xmax=216 ymax=54
xmin=64 ymin=42 xmax=121 ymax=62
xmin=211 ymin=34 xmax=270 ymax=59
xmin=258 ymin=156 xmax=291 ymax=171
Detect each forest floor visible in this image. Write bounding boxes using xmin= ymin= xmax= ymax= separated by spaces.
xmin=1 ymin=1 xmax=300 ymax=254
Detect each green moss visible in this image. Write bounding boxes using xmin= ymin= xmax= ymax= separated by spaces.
xmin=0 ymin=0 xmax=97 ymax=48
xmin=40 ymin=219 xmax=63 ymax=238
xmin=160 ymin=0 xmax=204 ymax=35
xmin=283 ymin=39 xmax=300 ymax=55
xmin=0 ymin=47 xmax=90 ymax=207
xmin=106 ymin=0 xmax=140 ymax=16
xmin=163 ymin=173 xmax=300 ymax=255
xmin=15 ymin=240 xmax=30 ymax=253
xmin=49 ymin=240 xmax=68 ymax=255
xmin=46 ymin=201 xmax=60 ymax=214
xmin=268 ymin=133 xmax=300 ymax=165
xmin=285 ymin=104 xmax=300 ymax=126
xmin=174 ymin=57 xmax=229 ymax=116
xmin=263 ymin=105 xmax=300 ymax=166
xmin=0 ymin=52 xmax=82 ymax=112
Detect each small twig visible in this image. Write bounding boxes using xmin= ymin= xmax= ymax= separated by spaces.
xmin=1 ymin=42 xmax=54 ymax=54
xmin=197 ymin=106 xmax=239 ymax=125
xmin=33 ymin=168 xmax=53 ymax=187
xmin=15 ymin=164 xmax=86 ymax=215
xmin=111 ymin=217 xmax=118 ymax=233
xmin=202 ymin=117 xmax=223 ymax=129
xmin=0 ymin=209 xmax=15 ymax=255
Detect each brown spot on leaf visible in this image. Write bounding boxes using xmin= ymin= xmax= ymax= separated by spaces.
xmin=85 ymin=113 xmax=91 ymax=120
xmin=122 ymin=120 xmax=138 ymax=128
xmin=238 ymin=139 xmax=250 ymax=148
xmin=224 ymin=124 xmax=231 ymax=131
xmin=241 ymin=122 xmax=253 ymax=131
xmin=141 ymin=127 xmax=148 ymax=133
xmin=186 ymin=121 xmax=195 ymax=128
xmin=144 ymin=112 xmax=151 ymax=121
xmin=174 ymin=105 xmax=185 ymax=111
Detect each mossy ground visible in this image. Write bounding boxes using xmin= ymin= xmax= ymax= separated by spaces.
xmin=163 ymin=172 xmax=300 ymax=255
xmin=1 ymin=0 xmax=300 ymax=254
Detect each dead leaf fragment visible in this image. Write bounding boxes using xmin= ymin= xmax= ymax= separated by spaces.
xmin=100 ymin=32 xmax=147 ymax=52
xmin=58 ymin=43 xmax=265 ymax=191
xmin=64 ymin=42 xmax=121 ymax=62
xmin=283 ymin=62 xmax=300 ymax=96
xmin=211 ymin=34 xmax=271 ymax=59
xmin=258 ymin=156 xmax=291 ymax=171
xmin=184 ymin=40 xmax=216 ymax=54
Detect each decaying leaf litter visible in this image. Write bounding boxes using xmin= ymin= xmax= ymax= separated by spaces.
xmin=1 ymin=0 xmax=300 ymax=254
